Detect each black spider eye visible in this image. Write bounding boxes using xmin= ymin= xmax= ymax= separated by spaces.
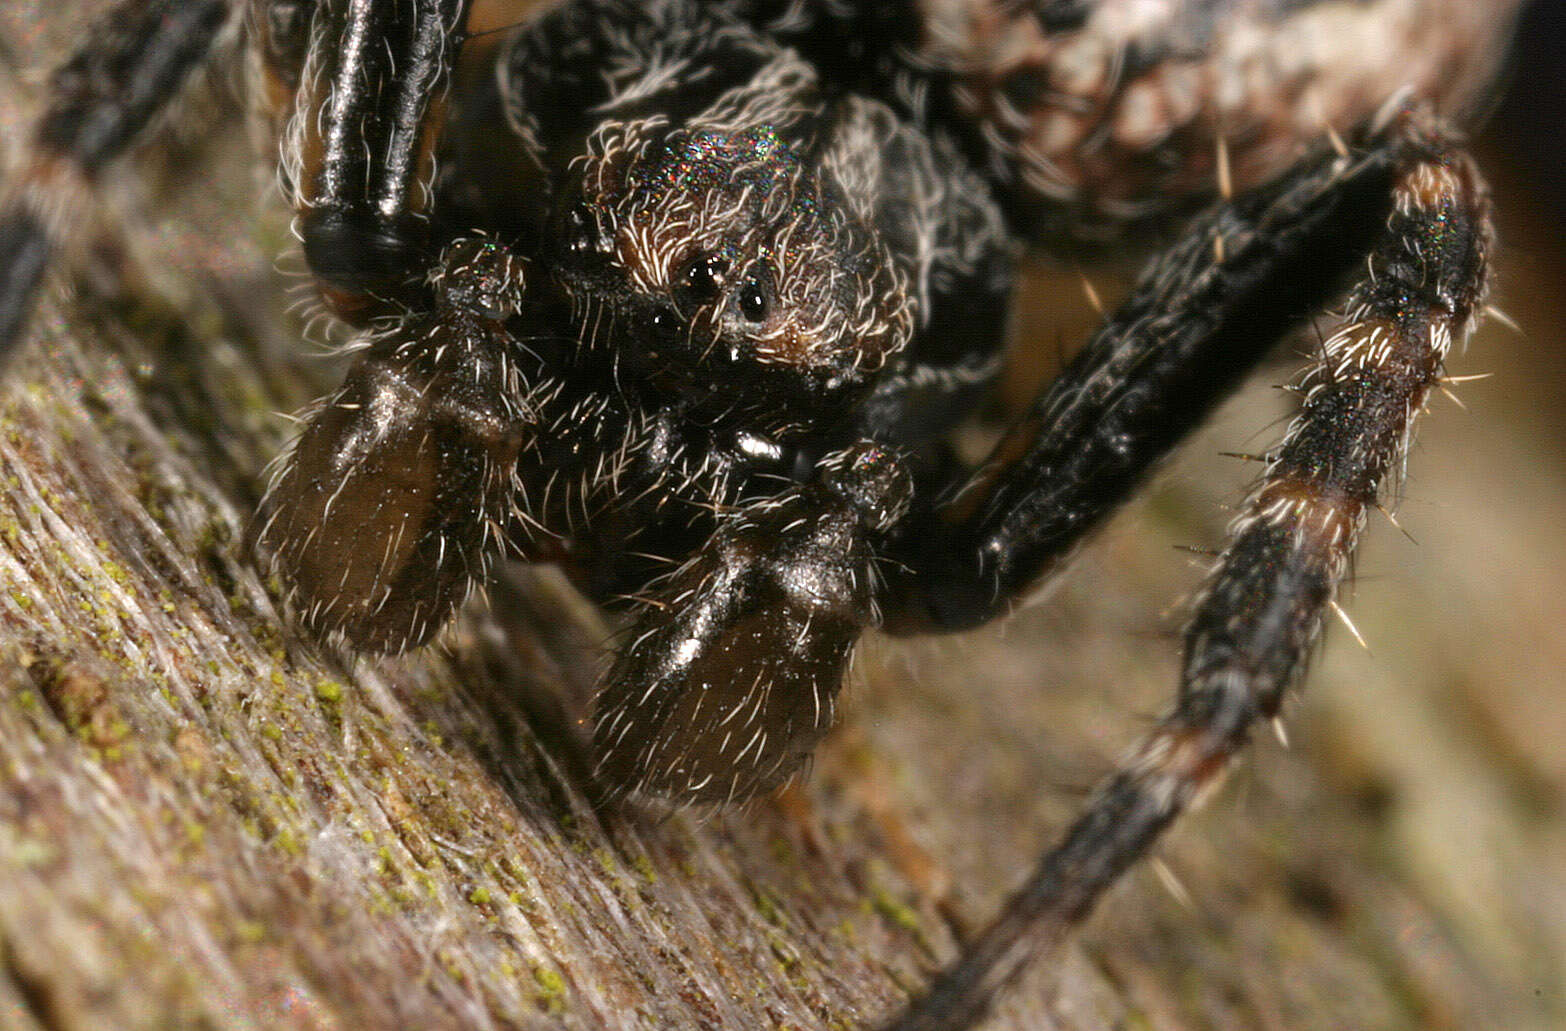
xmin=683 ymin=255 xmax=728 ymax=301
xmin=737 ymin=277 xmax=769 ymax=322
xmin=651 ymin=305 xmax=682 ymax=340
xmin=563 ymin=201 xmax=598 ymax=255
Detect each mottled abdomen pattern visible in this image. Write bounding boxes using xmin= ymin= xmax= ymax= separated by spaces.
xmin=918 ymin=0 xmax=1512 ymax=234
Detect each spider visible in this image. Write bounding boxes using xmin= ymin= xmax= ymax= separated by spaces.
xmin=0 ymin=1 xmax=1525 ymax=1028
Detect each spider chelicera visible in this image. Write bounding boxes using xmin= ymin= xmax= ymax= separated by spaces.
xmin=0 ymin=1 xmax=1521 ymax=1028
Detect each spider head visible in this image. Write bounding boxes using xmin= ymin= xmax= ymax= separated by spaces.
xmin=550 ymin=118 xmax=913 ymax=431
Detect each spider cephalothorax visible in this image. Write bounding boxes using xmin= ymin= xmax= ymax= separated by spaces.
xmin=556 ymin=111 xmax=915 ymax=430
xmin=0 ymin=1 xmax=1520 ymax=1029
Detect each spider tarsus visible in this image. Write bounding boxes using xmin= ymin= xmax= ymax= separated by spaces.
xmin=882 ymin=761 xmax=1183 ymax=1031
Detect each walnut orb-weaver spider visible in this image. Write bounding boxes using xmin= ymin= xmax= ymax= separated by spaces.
xmin=0 ymin=1 xmax=1533 ymax=1029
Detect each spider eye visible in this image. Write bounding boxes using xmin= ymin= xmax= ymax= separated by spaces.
xmin=650 ymin=305 xmax=682 ymax=340
xmin=683 ymin=255 xmax=728 ymax=302
xmin=737 ymin=277 xmax=769 ymax=323
xmin=563 ymin=201 xmax=599 ymax=256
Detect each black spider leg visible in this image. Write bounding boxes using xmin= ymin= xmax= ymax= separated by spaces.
xmin=881 ymin=118 xmax=1492 ymax=1031
xmin=884 ymin=129 xmax=1412 ymax=632
xmin=287 ymin=0 xmax=470 ymax=306
xmin=252 ymin=238 xmax=536 ymax=652
xmin=0 ymin=0 xmax=231 ymax=366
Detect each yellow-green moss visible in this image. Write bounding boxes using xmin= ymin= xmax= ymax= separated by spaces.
xmin=532 ymin=965 xmax=567 ymax=1013
xmin=870 ymin=888 xmax=920 ymax=934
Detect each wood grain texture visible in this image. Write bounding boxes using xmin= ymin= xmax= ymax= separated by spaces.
xmin=0 ymin=3 xmax=1562 ymax=1030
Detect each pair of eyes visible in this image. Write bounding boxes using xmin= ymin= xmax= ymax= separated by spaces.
xmin=559 ymin=200 xmax=772 ymax=336
xmin=650 ymin=255 xmax=771 ymax=339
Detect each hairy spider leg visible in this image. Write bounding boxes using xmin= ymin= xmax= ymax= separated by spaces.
xmin=0 ymin=0 xmax=473 ymax=358
xmin=883 ymin=129 xmax=1413 ymax=632
xmin=0 ymin=0 xmax=231 ymax=366
xmin=881 ymin=114 xmax=1491 ymax=1031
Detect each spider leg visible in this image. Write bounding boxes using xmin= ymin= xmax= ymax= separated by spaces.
xmin=284 ymin=0 xmax=470 ymax=310
xmin=0 ymin=0 xmax=232 ymax=365
xmin=884 ymin=117 xmax=1432 ymax=632
xmin=252 ymin=238 xmax=536 ymax=652
xmin=882 ymin=115 xmax=1491 ymax=1031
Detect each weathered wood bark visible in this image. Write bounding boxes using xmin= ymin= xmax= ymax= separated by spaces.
xmin=1 ymin=4 xmax=1564 ymax=1030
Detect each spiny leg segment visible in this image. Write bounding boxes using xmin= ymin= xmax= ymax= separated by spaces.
xmin=288 ymin=0 xmax=470 ymax=304
xmin=885 ymin=114 xmax=1491 ymax=1031
xmin=883 ymin=121 xmax=1408 ymax=632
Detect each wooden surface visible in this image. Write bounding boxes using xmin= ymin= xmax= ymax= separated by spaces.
xmin=1 ymin=3 xmax=1563 ymax=1030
